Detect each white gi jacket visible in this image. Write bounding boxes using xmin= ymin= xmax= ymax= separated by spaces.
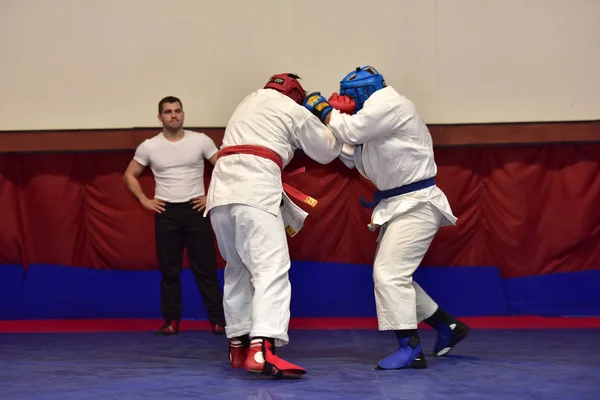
xmin=205 ymin=89 xmax=342 ymax=234
xmin=328 ymin=86 xmax=457 ymax=232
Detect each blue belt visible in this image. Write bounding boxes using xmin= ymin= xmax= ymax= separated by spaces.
xmin=360 ymin=177 xmax=436 ymax=209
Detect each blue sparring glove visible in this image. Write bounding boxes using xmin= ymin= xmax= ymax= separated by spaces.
xmin=302 ymin=92 xmax=333 ymax=123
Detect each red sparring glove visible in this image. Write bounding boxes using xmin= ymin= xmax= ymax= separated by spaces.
xmin=328 ymin=93 xmax=356 ymax=115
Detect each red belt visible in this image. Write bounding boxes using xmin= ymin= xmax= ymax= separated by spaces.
xmin=217 ymin=145 xmax=318 ymax=207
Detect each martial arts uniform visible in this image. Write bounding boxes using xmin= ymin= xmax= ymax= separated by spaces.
xmin=330 ymin=86 xmax=457 ymax=331
xmin=205 ymin=76 xmax=342 ymax=378
xmin=303 ymin=66 xmax=469 ymax=370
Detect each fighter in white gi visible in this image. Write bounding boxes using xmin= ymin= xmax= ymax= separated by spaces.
xmin=302 ymin=66 xmax=469 ymax=370
xmin=204 ymin=73 xmax=343 ymax=378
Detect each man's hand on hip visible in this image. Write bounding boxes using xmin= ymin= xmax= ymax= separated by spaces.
xmin=141 ymin=198 xmax=166 ymax=214
xmin=192 ymin=196 xmax=207 ymax=211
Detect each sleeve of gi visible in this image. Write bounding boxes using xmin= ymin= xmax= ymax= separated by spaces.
xmin=327 ymin=99 xmax=410 ymax=145
xmin=294 ymin=112 xmax=343 ymax=164
xmin=338 ymin=143 xmax=355 ymax=169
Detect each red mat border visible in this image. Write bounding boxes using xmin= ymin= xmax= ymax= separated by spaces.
xmin=1 ymin=316 xmax=599 ymax=333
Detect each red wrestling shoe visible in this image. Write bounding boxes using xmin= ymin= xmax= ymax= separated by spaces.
xmin=229 ymin=338 xmax=249 ymax=369
xmin=244 ymin=338 xmax=306 ymax=379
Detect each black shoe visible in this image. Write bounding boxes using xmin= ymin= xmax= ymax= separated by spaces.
xmin=433 ymin=320 xmax=469 ymax=356
xmin=211 ymin=323 xmax=225 ymax=335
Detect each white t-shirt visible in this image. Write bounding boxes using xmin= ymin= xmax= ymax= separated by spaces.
xmin=133 ymin=130 xmax=218 ymax=202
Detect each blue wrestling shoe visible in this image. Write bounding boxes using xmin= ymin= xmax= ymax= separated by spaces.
xmin=433 ymin=320 xmax=470 ymax=357
xmin=375 ymin=336 xmax=427 ymax=370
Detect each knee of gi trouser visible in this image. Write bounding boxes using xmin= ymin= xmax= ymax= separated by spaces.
xmin=372 ymin=263 xmax=413 ymax=289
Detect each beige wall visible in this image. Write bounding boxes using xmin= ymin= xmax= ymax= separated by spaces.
xmin=1 ymin=0 xmax=598 ymax=130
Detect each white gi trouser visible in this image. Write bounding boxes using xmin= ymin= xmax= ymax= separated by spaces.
xmin=209 ymin=203 xmax=291 ymax=347
xmin=373 ymin=202 xmax=442 ymax=330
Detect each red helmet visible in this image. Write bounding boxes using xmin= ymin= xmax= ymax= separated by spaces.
xmin=264 ymin=73 xmax=307 ymax=104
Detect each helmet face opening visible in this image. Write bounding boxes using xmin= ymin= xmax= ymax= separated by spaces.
xmin=264 ymin=73 xmax=307 ymax=104
xmin=339 ymin=66 xmax=386 ymax=111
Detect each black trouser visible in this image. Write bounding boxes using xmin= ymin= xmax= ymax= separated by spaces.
xmin=154 ymin=201 xmax=225 ymax=325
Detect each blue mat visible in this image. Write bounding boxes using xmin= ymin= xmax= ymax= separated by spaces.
xmin=0 ymin=329 xmax=598 ymax=399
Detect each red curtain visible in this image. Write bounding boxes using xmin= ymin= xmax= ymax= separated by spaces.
xmin=1 ymin=143 xmax=599 ymax=278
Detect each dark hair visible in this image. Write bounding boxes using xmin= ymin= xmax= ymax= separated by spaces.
xmin=158 ymin=96 xmax=183 ymax=113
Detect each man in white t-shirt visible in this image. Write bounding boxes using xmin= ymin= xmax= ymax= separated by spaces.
xmin=124 ymin=96 xmax=226 ymax=336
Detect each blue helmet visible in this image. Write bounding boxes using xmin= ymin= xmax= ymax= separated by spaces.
xmin=339 ymin=66 xmax=386 ymax=112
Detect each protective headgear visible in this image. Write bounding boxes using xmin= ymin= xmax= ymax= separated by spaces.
xmin=264 ymin=73 xmax=307 ymax=104
xmin=339 ymin=66 xmax=386 ymax=112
